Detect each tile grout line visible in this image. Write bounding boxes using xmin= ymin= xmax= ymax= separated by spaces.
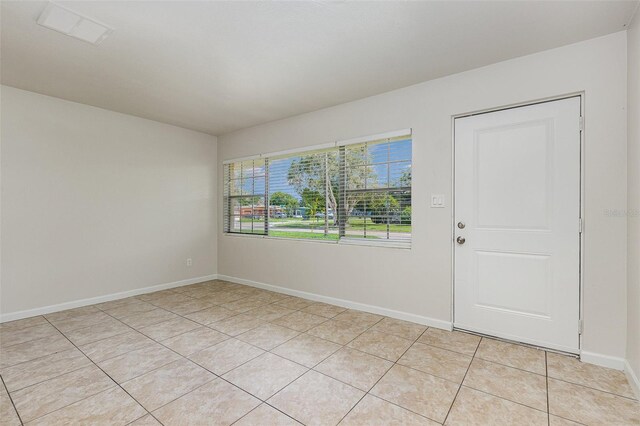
xmin=442 ymin=335 xmax=482 ymax=424
xmin=227 ymin=373 xmax=308 ymax=425
xmin=68 ymin=326 xmax=133 ymax=348
xmin=446 ymin=339 xmax=554 ymax=417
xmin=5 ymin=300 xmax=392 ymax=374
xmin=473 ymin=348 xmax=637 ymax=401
xmin=245 ymin=371 xmax=312 ymax=425
xmin=9 ymin=293 xmax=450 ymax=426
xmin=132 ymin=287 xmax=339 ymax=367
xmin=209 ymin=307 xmax=404 ymax=424
xmin=1 ymin=374 xmax=25 ymax=425
xmin=315 ymin=333 xmax=444 ymax=424
xmin=455 ymin=385 xmax=550 ymax=416
xmin=4 ymin=360 xmax=97 ymax=396
xmin=546 ymin=351 xmax=551 ymax=426
xmin=461 ymin=333 xmax=637 ymax=404
xmin=92 ymin=289 xmax=270 ymax=423
xmin=279 ymin=315 xmax=393 ymax=374
xmin=366 ymin=326 xmax=444 ymax=423
xmin=126 ymin=287 xmax=415 ymax=362
xmin=44 ymin=288 xmax=640 ymax=424
xmin=471 ymin=351 xmax=547 ymax=377
xmin=6 ymin=281 xmax=637 ymax=425
xmin=61 ymin=290 xmax=250 ymax=424
xmin=0 ymin=322 xmax=111 ymax=392
xmin=228 ymin=402 xmax=296 ymax=426
xmin=0 ymin=335 xmax=76 ymax=373
xmin=1 ymin=347 xmax=100 ymax=394
xmin=334 ymin=325 xmax=438 ymax=425
xmin=0 ymin=317 xmax=99 ymax=364
xmin=0 ymin=318 xmax=50 ymax=334
xmin=261 ymin=318 xmax=423 ymax=425
xmin=0 ymin=325 xmax=62 ymax=350
xmin=98 ymin=303 xmax=233 ymax=378
xmin=216 ymin=311 xmax=389 ymax=418
xmin=86 ymin=317 xmax=457 ymax=399
xmin=545 ymin=375 xmax=639 ymax=402
xmin=0 ymin=300 xmax=571 ymax=423
xmin=436 ymin=342 xmax=552 ymax=415
xmin=92 ymin=288 xmax=315 ymax=422
xmin=4 ymin=283 xmax=299 ymax=424
xmin=550 ymin=414 xmax=589 ymax=426
xmin=41 ymin=316 xmax=164 ymax=425
xmin=132 ymin=339 xmax=299 ymax=423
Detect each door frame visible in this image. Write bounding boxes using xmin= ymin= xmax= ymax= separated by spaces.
xmin=451 ymin=92 xmax=585 ymax=354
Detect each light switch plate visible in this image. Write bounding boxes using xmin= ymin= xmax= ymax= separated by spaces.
xmin=430 ymin=194 xmax=445 ymax=208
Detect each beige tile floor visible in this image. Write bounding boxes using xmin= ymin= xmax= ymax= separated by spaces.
xmin=0 ymin=279 xmax=638 ymax=425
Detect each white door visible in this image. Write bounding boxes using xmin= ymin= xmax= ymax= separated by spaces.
xmin=454 ymin=97 xmax=581 ymax=353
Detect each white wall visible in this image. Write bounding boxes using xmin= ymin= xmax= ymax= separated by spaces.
xmin=627 ymin=12 xmax=640 ymax=391
xmin=1 ymin=86 xmax=218 ymax=318
xmin=218 ymin=32 xmax=628 ymax=361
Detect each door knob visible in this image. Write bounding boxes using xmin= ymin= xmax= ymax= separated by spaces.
xmin=456 ymin=236 xmax=466 ymax=245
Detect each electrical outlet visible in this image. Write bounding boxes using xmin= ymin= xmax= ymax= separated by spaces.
xmin=186 ymin=258 xmax=192 ymax=267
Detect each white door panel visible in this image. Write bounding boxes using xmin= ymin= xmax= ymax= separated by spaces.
xmin=454 ymin=97 xmax=581 ymax=353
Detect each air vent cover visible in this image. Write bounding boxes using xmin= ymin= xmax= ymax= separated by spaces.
xmin=37 ymin=3 xmax=113 ymax=45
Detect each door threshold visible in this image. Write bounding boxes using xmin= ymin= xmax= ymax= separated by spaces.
xmin=453 ymin=326 xmax=580 ymax=359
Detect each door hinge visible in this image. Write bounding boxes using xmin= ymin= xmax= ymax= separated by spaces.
xmin=579 ymin=218 xmax=584 ymax=234
xmin=579 ymin=116 xmax=584 ymax=131
xmin=578 ymin=319 xmax=584 ymax=334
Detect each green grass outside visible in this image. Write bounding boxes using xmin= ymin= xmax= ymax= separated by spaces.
xmin=272 ymin=221 xmax=330 ymax=230
xmin=230 ymin=228 xmax=382 ymax=240
xmin=269 ymin=231 xmax=380 ymax=240
xmin=346 ymin=217 xmax=411 ymax=233
xmin=266 ymin=218 xmax=410 ymax=233
xmin=239 ymin=217 xmax=290 ymax=224
xmin=236 ymin=216 xmax=411 ymax=234
xmin=269 ymin=231 xmax=339 ymax=240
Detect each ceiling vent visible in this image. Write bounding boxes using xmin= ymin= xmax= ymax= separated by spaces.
xmin=37 ymin=2 xmax=113 ymax=45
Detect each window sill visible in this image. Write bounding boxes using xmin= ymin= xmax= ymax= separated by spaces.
xmin=222 ymin=232 xmax=411 ymax=249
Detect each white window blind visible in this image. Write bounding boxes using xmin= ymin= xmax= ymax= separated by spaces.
xmin=268 ymin=147 xmax=339 ymax=240
xmin=223 ymin=131 xmax=412 ymax=246
xmin=223 ymin=158 xmax=267 ymax=235
xmin=341 ymin=135 xmax=412 ymax=243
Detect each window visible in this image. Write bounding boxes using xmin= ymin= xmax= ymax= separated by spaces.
xmin=342 ymin=136 xmax=412 ymax=244
xmin=268 ymin=148 xmax=339 ymax=241
xmin=223 ymin=158 xmax=267 ymax=235
xmin=223 ymin=130 xmax=412 ymax=246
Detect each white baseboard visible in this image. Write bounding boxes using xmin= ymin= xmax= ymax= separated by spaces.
xmin=580 ymin=350 xmax=626 ymax=370
xmin=625 ymin=360 xmax=640 ymax=400
xmin=581 ymin=352 xmax=639 ymax=398
xmin=0 ymin=274 xmax=219 ymax=323
xmin=217 ymin=274 xmax=452 ymax=330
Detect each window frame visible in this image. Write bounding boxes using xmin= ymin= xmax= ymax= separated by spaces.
xmin=223 ymin=158 xmax=268 ymax=236
xmin=222 ymin=129 xmax=412 ymax=249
